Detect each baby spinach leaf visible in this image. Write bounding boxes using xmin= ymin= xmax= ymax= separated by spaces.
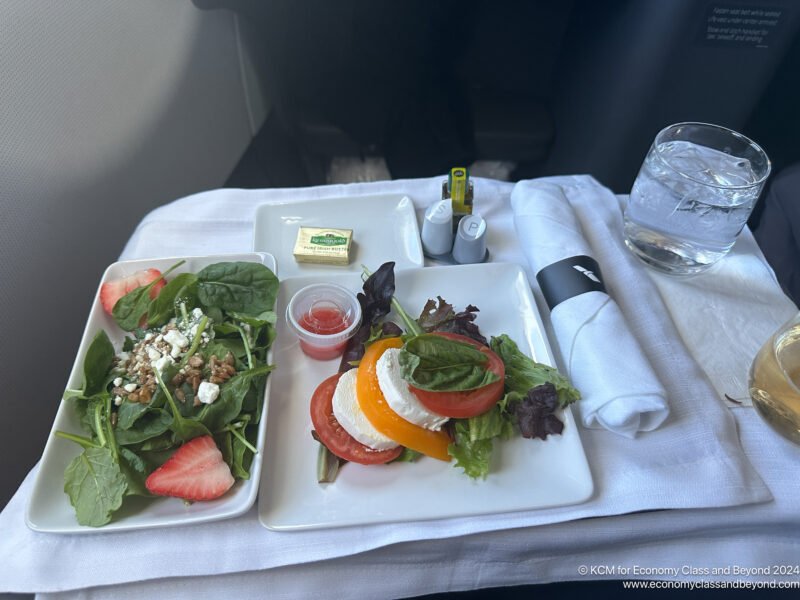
xmin=214 ymin=431 xmax=234 ymax=470
xmin=154 ymin=368 xmax=210 ymax=442
xmin=399 ymin=334 xmax=500 ymax=391
xmin=114 ymin=409 xmax=173 ymax=445
xmin=196 ymin=262 xmax=278 ymax=316
xmin=135 ymin=431 xmax=176 ymax=453
xmin=229 ymin=310 xmax=277 ymax=328
xmin=231 ymin=427 xmax=255 ymax=479
xmin=146 ymin=272 xmax=198 ymax=327
xmin=122 ymin=336 xmax=135 ymax=352
xmin=213 ymin=323 xmax=241 ymax=336
xmin=63 ymin=447 xmax=127 ymax=527
xmin=199 ymin=364 xmax=273 ymax=432
xmin=112 ymin=261 xmax=184 ymax=331
xmin=118 ymin=447 xmax=153 ymax=497
xmin=117 ymin=400 xmax=150 ymax=430
xmin=203 ymin=339 xmax=246 ymax=364
xmin=83 ymin=331 xmax=115 ymax=397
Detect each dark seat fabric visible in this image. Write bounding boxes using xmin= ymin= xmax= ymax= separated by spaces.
xmin=753 ymin=162 xmax=800 ymax=305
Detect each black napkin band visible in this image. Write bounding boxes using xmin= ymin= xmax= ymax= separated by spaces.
xmin=536 ymin=255 xmax=607 ymax=311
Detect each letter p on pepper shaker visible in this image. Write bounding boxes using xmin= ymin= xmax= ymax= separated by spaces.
xmin=452 ymin=213 xmax=488 ymax=264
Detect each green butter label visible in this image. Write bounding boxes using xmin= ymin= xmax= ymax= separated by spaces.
xmin=310 ymin=234 xmax=347 ymax=247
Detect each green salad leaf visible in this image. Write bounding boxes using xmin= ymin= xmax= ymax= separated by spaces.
xmin=63 ymin=447 xmax=127 ymax=527
xmin=82 ymin=331 xmax=115 ymax=397
xmin=398 ymin=334 xmax=500 ymax=391
xmin=199 ymin=364 xmax=274 ymax=432
xmin=57 ymin=260 xmax=278 ymax=525
xmin=146 ymin=272 xmax=198 ymax=327
xmin=447 ymin=405 xmax=516 ymax=479
xmin=197 ymin=262 xmax=279 ymax=316
xmin=112 ymin=262 xmax=184 ymax=331
xmin=490 ymin=334 xmax=580 ymax=408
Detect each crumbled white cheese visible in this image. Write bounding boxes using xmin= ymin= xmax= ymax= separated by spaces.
xmin=153 ymin=355 xmax=174 ymax=374
xmin=147 ymin=347 xmax=161 ymax=362
xmin=113 ymin=377 xmax=123 ymax=387
xmin=164 ymin=329 xmax=188 ymax=349
xmin=114 ymin=395 xmax=123 ymax=406
xmin=144 ymin=332 xmax=154 ymax=341
xmin=192 ymin=308 xmax=203 ymax=320
xmin=123 ymin=383 xmax=137 ymax=393
xmin=197 ymin=381 xmax=220 ymax=405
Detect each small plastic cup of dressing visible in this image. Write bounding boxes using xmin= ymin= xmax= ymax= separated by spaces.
xmin=286 ymin=283 xmax=362 ymax=360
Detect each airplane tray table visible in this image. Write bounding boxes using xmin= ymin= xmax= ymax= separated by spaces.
xmin=1 ymin=176 xmax=798 ymax=599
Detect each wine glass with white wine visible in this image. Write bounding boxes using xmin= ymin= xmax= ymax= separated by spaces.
xmin=749 ymin=313 xmax=800 ymax=444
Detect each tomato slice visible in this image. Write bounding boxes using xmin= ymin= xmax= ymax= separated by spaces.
xmin=356 ymin=338 xmax=452 ymax=461
xmin=409 ymin=332 xmax=505 ymax=418
xmin=310 ymin=373 xmax=403 ymax=465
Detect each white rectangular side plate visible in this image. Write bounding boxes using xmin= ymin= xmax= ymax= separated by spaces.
xmin=26 ymin=253 xmax=276 ymax=533
xmin=253 ymin=194 xmax=424 ymax=279
xmin=258 ymin=263 xmax=593 ymax=531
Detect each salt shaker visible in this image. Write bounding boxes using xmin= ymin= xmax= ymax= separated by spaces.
xmin=421 ymin=200 xmax=454 ymax=256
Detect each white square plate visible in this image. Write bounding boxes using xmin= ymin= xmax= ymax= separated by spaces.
xmin=258 ymin=263 xmax=594 ymax=531
xmin=26 ymin=253 xmax=276 ymax=533
xmin=253 ymin=194 xmax=424 ymax=279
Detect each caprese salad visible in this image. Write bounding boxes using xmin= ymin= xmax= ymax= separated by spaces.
xmin=311 ymin=262 xmax=580 ymax=480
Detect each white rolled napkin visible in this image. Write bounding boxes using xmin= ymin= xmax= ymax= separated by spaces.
xmin=511 ymin=181 xmax=669 ymax=437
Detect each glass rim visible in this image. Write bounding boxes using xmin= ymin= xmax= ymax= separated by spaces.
xmin=652 ymin=121 xmax=772 ymax=190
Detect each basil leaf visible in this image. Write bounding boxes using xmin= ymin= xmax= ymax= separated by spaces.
xmin=63 ymin=447 xmax=127 ymax=527
xmin=197 ymin=262 xmax=278 ymax=316
xmin=83 ymin=331 xmax=115 ymax=397
xmin=489 ymin=334 xmax=580 ymax=409
xmin=146 ymin=273 xmax=198 ymax=327
xmin=399 ymin=334 xmax=500 ymax=391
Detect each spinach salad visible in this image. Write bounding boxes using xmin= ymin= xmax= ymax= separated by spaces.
xmin=57 ymin=261 xmax=278 ymax=526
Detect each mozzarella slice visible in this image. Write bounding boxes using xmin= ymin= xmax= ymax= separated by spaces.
xmin=331 ymin=369 xmax=399 ymax=451
xmin=376 ymin=348 xmax=449 ymax=431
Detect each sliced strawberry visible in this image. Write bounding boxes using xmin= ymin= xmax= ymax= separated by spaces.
xmin=145 ymin=435 xmax=235 ymax=501
xmin=99 ymin=268 xmax=167 ymax=315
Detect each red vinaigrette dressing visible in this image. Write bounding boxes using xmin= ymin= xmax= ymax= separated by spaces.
xmin=298 ymin=304 xmax=351 ymax=360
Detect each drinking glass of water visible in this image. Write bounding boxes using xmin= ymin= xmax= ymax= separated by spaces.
xmin=623 ymin=122 xmax=771 ymax=275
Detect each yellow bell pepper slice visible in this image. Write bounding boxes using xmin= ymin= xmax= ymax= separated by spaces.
xmin=356 ymin=337 xmax=451 ymax=461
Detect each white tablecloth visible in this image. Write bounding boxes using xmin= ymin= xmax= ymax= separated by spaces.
xmin=1 ymin=175 xmax=798 ymax=599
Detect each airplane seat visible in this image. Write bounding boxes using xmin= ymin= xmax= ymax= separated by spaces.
xmin=753 ymin=162 xmax=800 ymax=305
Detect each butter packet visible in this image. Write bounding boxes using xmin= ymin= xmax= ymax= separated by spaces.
xmin=293 ymin=226 xmax=353 ymax=266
